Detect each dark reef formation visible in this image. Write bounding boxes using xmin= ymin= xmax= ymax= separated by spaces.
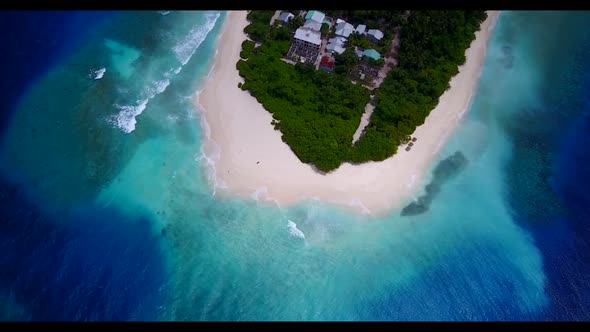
xmin=501 ymin=45 xmax=514 ymax=69
xmin=401 ymin=151 xmax=469 ymax=216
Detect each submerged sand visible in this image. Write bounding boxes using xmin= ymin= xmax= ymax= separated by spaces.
xmin=196 ymin=10 xmax=500 ymax=216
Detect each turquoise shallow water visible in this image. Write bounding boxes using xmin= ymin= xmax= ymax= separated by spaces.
xmin=1 ymin=11 xmax=590 ymax=320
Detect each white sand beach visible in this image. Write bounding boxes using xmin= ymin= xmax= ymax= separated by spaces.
xmin=196 ymin=10 xmax=500 ymax=216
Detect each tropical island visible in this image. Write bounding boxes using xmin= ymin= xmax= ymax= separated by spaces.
xmin=197 ymin=10 xmax=498 ymax=214
xmin=236 ymin=10 xmax=488 ymax=172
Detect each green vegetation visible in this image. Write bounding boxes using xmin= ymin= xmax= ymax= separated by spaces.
xmin=367 ymin=57 xmax=385 ymax=67
xmin=240 ymin=40 xmax=256 ymax=59
xmin=236 ymin=42 xmax=370 ymax=171
xmin=244 ymin=11 xmax=274 ymax=42
xmin=239 ymin=10 xmax=487 ymax=172
xmin=288 ymin=15 xmax=305 ymax=32
xmin=334 ymin=48 xmax=359 ymax=76
xmin=354 ymin=11 xmax=487 ymax=161
xmin=324 ymin=10 xmax=406 ymax=30
xmin=347 ymin=33 xmax=372 ymax=49
xmin=374 ymin=30 xmax=393 ymax=55
xmin=320 ymin=24 xmax=329 ymax=38
xmin=268 ymin=24 xmax=292 ymax=41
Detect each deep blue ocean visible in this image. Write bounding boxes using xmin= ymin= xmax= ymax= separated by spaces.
xmin=0 ymin=10 xmax=589 ymax=321
xmin=0 ymin=11 xmax=166 ymax=321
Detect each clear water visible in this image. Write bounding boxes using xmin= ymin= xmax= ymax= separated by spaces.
xmin=1 ymin=11 xmax=590 ymax=321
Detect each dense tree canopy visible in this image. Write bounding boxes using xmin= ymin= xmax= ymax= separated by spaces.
xmin=243 ymin=11 xmax=274 ymax=42
xmin=347 ymin=33 xmax=372 ymax=49
xmin=334 ymin=48 xmax=359 ymax=76
xmin=355 ymin=11 xmax=488 ymax=160
xmin=324 ymin=10 xmax=406 ymax=30
xmin=239 ymin=10 xmax=487 ymax=172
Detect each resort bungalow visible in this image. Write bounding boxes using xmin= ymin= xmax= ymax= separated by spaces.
xmin=319 ymin=55 xmax=335 ymax=72
xmin=277 ymin=12 xmax=295 ymax=24
xmin=327 ymin=36 xmax=347 ymax=55
xmin=305 ymin=10 xmax=326 ymax=24
xmin=362 ymin=48 xmax=381 ymax=61
xmin=335 ymin=21 xmax=354 ymax=38
xmin=355 ymin=24 xmax=367 ymax=35
xmin=367 ymin=29 xmax=384 ymax=43
xmin=286 ymin=27 xmax=322 ymax=64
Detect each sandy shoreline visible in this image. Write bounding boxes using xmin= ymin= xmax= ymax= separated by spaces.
xmin=196 ymin=10 xmax=500 ymax=216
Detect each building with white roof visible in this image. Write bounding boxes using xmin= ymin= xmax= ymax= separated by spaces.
xmin=303 ymin=20 xmax=322 ymax=32
xmin=367 ymin=29 xmax=384 ymax=43
xmin=294 ymin=27 xmax=321 ymax=46
xmin=335 ymin=21 xmax=354 ymax=38
xmin=287 ymin=27 xmax=322 ymax=64
xmin=327 ymin=36 xmax=347 ymax=55
xmin=277 ymin=12 xmax=295 ymax=23
xmin=355 ymin=24 xmax=366 ymax=35
xmin=305 ymin=10 xmax=325 ymax=24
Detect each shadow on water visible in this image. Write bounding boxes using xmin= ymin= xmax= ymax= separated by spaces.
xmin=0 ymin=175 xmax=168 ymax=321
xmin=401 ymin=151 xmax=469 ymax=217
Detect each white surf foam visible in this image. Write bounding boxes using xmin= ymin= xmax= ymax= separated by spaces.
xmin=89 ymin=67 xmax=106 ymax=80
xmin=109 ymin=12 xmax=219 ymax=134
xmin=193 ymin=90 xmax=228 ymax=195
xmin=200 ymin=108 xmax=212 ymax=138
xmin=109 ymin=78 xmax=171 ymax=133
xmin=205 ymin=49 xmax=218 ymax=79
xmin=287 ymin=220 xmax=305 ymax=239
xmin=158 ymin=11 xmax=170 ymax=16
xmin=183 ymin=104 xmax=197 ymax=119
xmin=196 ymin=140 xmax=227 ymax=195
xmin=456 ymin=93 xmax=474 ymax=122
xmin=150 ymin=79 xmax=171 ymax=96
xmin=173 ymin=12 xmax=220 ymax=66
xmin=108 ymin=99 xmax=149 ymax=133
xmin=164 ymin=66 xmax=183 ymax=78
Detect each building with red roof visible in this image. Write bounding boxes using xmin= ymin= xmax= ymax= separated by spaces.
xmin=319 ymin=55 xmax=335 ymax=72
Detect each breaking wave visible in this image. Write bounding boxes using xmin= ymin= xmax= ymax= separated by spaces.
xmin=109 ymin=13 xmax=220 ymax=133
xmin=287 ymin=220 xmax=305 ymax=239
xmin=109 ymin=99 xmax=149 ymax=134
xmin=90 ymin=67 xmax=106 ymax=80
xmin=173 ymin=12 xmax=220 ymax=66
xmin=109 ymin=79 xmax=170 ymax=133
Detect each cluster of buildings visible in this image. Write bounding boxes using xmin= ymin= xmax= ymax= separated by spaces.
xmin=282 ymin=10 xmax=385 ymax=71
